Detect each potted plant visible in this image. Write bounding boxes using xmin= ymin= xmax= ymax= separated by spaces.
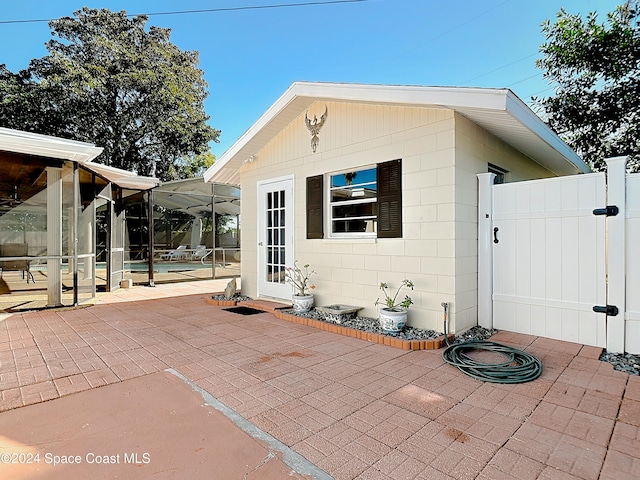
xmin=285 ymin=261 xmax=316 ymax=312
xmin=375 ymin=279 xmax=414 ymax=333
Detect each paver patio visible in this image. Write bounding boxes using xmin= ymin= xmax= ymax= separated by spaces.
xmin=1 ymin=279 xmax=639 ymax=479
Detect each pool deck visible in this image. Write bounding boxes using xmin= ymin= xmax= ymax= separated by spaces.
xmin=1 ymin=279 xmax=639 ymax=479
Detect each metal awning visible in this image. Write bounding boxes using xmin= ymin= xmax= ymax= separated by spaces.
xmin=0 ymin=127 xmax=159 ymax=191
xmin=153 ymin=177 xmax=240 ymax=217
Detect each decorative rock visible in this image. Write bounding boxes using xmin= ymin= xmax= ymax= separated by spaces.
xmin=224 ymin=278 xmax=237 ymax=299
xmin=599 ymin=350 xmax=640 ymax=376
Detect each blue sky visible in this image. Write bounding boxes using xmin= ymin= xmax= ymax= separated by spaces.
xmin=0 ymin=0 xmax=622 ymax=158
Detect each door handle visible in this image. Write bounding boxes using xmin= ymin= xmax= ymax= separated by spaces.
xmin=493 ymin=227 xmax=499 ymax=244
xmin=258 ymin=242 xmax=263 ymax=246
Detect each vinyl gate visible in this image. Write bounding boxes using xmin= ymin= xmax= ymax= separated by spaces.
xmin=478 ymin=157 xmax=639 ymax=354
xmin=626 ymin=173 xmax=640 ymax=353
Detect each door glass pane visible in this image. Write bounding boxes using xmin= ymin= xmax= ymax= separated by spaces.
xmin=265 ymin=188 xmax=286 ymax=284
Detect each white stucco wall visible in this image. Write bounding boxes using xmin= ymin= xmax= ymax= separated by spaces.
xmin=239 ymin=101 xmax=555 ymax=333
xmin=452 ymin=114 xmax=555 ymax=333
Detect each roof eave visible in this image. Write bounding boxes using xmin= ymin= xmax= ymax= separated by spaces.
xmin=0 ymin=127 xmax=104 ymax=163
xmin=0 ymin=127 xmax=160 ymax=190
xmin=503 ymin=92 xmax=590 ymax=175
xmin=203 ymin=82 xmax=588 ymax=183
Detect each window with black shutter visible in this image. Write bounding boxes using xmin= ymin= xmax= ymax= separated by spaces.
xmin=306 ymin=175 xmax=324 ymax=238
xmin=305 ymin=158 xmax=402 ymax=239
xmin=376 ymin=159 xmax=402 ymax=238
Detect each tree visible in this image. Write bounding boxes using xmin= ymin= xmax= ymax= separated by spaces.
xmin=1 ymin=7 xmax=218 ymax=180
xmin=0 ymin=66 xmax=53 ymax=131
xmin=534 ymin=1 xmax=640 ymax=171
xmin=170 ymin=151 xmax=216 ymax=180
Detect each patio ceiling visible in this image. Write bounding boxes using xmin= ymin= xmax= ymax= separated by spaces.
xmin=0 ymin=128 xmax=239 ymax=220
xmin=204 ymin=82 xmax=590 ymax=185
xmin=0 ymin=127 xmax=159 ymax=191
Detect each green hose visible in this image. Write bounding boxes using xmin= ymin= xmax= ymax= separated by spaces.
xmin=442 ymin=340 xmax=543 ymax=383
xmin=440 ymin=302 xmax=542 ymax=383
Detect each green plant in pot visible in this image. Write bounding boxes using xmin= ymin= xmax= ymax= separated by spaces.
xmin=285 ymin=261 xmax=316 ymax=312
xmin=375 ymin=279 xmax=414 ymax=333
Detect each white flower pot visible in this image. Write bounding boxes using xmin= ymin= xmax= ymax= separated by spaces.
xmin=379 ymin=308 xmax=407 ymax=333
xmin=292 ymin=294 xmax=314 ymax=313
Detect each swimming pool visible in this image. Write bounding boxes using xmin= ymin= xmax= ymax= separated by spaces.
xmin=97 ymin=262 xmax=215 ymax=274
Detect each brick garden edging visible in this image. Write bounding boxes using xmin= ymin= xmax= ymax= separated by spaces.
xmin=271 ymin=309 xmax=453 ymax=350
xmin=206 ymin=295 xmax=452 ymax=350
xmin=206 ymin=291 xmax=247 ymax=307
xmin=206 ymin=297 xmax=238 ymax=307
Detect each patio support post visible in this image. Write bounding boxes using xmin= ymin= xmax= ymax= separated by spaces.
xmin=606 ymin=156 xmax=627 ymax=353
xmin=477 ymin=173 xmax=496 ymax=329
xmin=47 ymin=166 xmax=63 ymax=306
xmin=72 ymin=162 xmax=79 ymax=305
xmin=212 ymin=184 xmax=216 ymax=279
xmin=148 ymin=189 xmax=155 ymax=287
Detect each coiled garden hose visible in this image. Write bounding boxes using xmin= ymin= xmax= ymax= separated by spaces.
xmin=440 ymin=303 xmax=543 ymax=384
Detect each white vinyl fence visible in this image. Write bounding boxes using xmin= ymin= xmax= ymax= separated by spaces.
xmin=479 ymin=157 xmax=639 ymax=354
xmin=626 ymin=172 xmax=640 ymax=353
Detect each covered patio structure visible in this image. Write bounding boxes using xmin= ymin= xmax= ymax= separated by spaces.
xmin=0 ymin=128 xmax=241 ymax=312
xmin=0 ymin=127 xmax=158 ymax=311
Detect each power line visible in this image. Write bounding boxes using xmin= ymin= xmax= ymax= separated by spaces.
xmin=506 ymin=72 xmax=542 ymax=87
xmin=461 ymin=52 xmax=539 ymax=85
xmin=0 ymin=0 xmax=371 ymax=25
xmin=368 ymin=0 xmax=513 ymax=72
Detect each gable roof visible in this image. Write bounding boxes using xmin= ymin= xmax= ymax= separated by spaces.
xmin=203 ymin=82 xmax=589 ymax=185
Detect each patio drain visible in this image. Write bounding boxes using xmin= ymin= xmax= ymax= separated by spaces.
xmin=223 ymin=306 xmax=265 ymax=316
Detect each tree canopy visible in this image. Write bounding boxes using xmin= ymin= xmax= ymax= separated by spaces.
xmin=534 ymin=1 xmax=640 ymax=171
xmin=0 ymin=7 xmax=219 ymax=180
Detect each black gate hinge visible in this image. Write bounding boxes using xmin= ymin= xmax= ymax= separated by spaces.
xmin=593 ymin=305 xmax=619 ymax=316
xmin=593 ymin=206 xmax=619 ymax=216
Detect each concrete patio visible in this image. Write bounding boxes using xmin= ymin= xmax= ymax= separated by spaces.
xmin=1 ymin=279 xmax=639 ymax=479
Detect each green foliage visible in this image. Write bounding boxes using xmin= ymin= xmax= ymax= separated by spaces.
xmin=0 ymin=65 xmax=55 ymax=132
xmin=0 ymin=8 xmax=219 ymax=180
xmin=534 ymin=1 xmax=640 ymax=172
xmin=375 ymin=279 xmax=414 ymax=310
xmin=169 ymin=151 xmax=216 ymax=180
xmin=215 ymin=213 xmax=235 ymax=236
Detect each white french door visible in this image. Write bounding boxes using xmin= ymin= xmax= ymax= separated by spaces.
xmin=257 ymin=176 xmax=294 ymax=299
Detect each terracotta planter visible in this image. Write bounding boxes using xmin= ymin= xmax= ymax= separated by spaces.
xmin=292 ymin=294 xmax=314 ymax=313
xmin=379 ymin=308 xmax=407 ymax=333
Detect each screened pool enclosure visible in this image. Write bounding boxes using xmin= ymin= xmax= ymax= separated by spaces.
xmin=0 ymin=128 xmax=240 ymax=312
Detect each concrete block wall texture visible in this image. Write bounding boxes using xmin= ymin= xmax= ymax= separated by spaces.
xmin=239 ymin=101 xmax=556 ymax=333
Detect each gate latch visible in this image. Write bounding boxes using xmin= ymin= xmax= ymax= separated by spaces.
xmin=593 ymin=305 xmax=619 ymax=316
xmin=593 ymin=205 xmax=619 ymax=216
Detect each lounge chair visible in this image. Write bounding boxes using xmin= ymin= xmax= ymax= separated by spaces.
xmin=192 ymin=245 xmax=213 ymax=263
xmin=160 ymin=245 xmax=188 ymax=261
